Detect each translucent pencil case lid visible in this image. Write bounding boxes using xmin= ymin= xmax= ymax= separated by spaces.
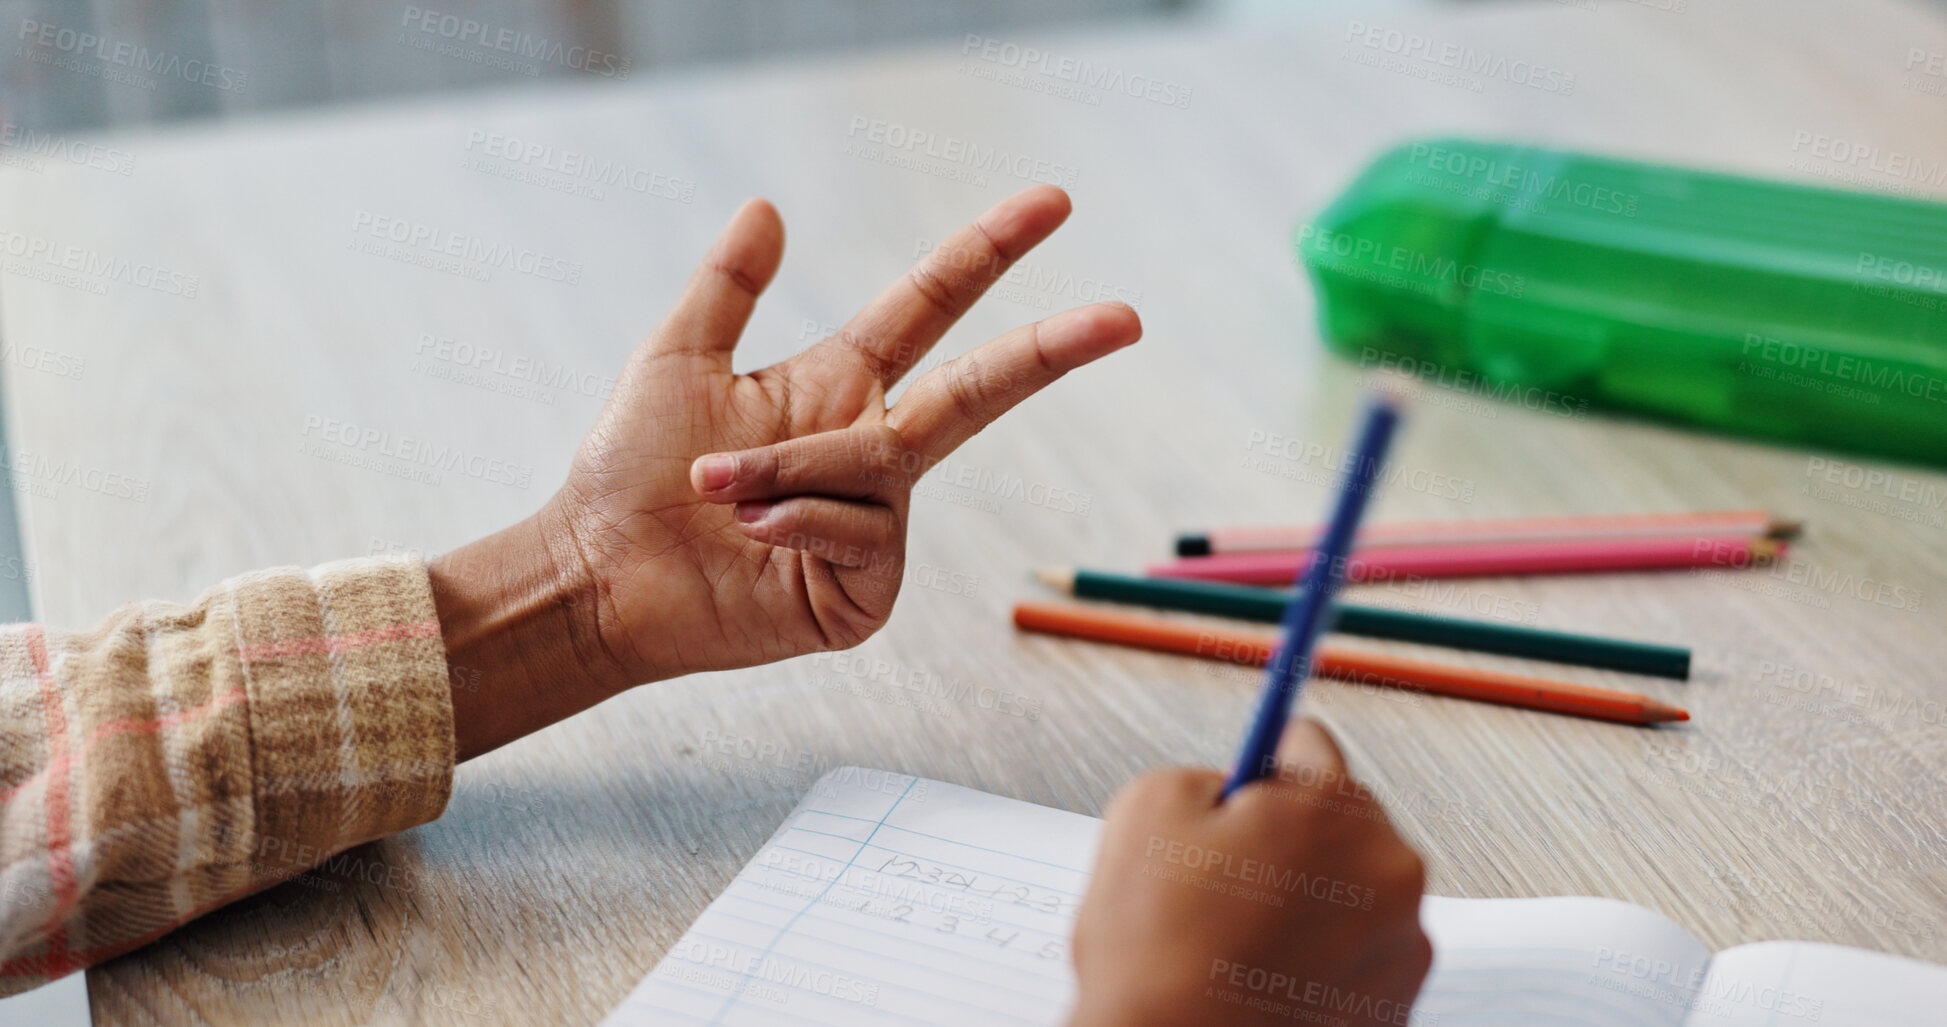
xmin=1297 ymin=138 xmax=1947 ymax=465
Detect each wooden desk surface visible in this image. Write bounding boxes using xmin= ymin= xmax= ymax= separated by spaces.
xmin=4 ymin=0 xmax=1946 ymax=1022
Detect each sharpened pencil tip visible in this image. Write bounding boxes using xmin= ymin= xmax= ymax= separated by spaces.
xmin=1650 ymin=703 xmax=1691 ymax=723
xmin=1031 ymin=566 xmax=1076 ymax=593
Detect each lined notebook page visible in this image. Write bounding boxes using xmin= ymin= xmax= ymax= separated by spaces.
xmin=604 ymin=768 xmax=1096 ymax=1026
xmin=1689 ymin=941 xmax=1947 ymax=1025
xmin=605 ymin=768 xmax=1947 ymax=1027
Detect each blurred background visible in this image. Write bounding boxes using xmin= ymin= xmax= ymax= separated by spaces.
xmin=0 ymin=0 xmax=1223 ymax=132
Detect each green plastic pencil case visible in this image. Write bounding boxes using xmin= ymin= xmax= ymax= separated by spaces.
xmin=1297 ymin=138 xmax=1947 ymax=466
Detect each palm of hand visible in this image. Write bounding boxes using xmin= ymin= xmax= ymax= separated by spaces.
xmin=545 ymin=189 xmax=1140 ymax=686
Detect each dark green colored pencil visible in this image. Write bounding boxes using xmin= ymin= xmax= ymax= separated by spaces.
xmin=1035 ymin=567 xmax=1691 ymax=680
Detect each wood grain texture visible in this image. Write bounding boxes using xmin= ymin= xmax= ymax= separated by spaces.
xmin=4 ymin=0 xmax=1947 ymax=1023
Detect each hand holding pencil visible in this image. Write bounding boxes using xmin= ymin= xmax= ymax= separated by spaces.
xmin=1068 ymin=720 xmax=1433 ymax=1027
xmin=1070 ymin=397 xmax=1429 ymax=1027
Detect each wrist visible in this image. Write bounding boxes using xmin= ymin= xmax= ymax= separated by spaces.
xmin=428 ymin=507 xmax=626 ymax=761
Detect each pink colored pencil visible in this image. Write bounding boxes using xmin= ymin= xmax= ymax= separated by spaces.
xmin=1148 ymin=536 xmax=1785 ymax=585
xmin=1177 ymin=510 xmax=1797 ymax=557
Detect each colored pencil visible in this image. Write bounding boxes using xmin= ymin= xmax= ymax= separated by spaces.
xmin=1175 ymin=510 xmax=1800 ymax=556
xmin=1149 ymin=536 xmax=1784 ymax=586
xmin=1012 ymin=601 xmax=1689 ymax=725
xmin=1034 ymin=567 xmax=1691 ymax=679
xmin=1222 ymin=397 xmax=1399 ymax=798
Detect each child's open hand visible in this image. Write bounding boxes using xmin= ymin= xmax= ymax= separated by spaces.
xmin=1067 ymin=719 xmax=1433 ymax=1027
xmin=555 ymin=185 xmax=1138 ymax=684
xmin=432 ymin=186 xmax=1140 ymax=758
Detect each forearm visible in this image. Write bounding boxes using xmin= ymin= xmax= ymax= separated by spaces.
xmin=0 ymin=522 xmax=630 ymax=994
xmin=428 ymin=503 xmax=635 ymax=762
xmin=0 ymin=558 xmax=452 ymax=993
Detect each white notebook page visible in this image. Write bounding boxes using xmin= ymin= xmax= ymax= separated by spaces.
xmin=604 ymin=768 xmax=1945 ymax=1027
xmin=604 ymin=768 xmax=1097 ymax=1026
xmin=1688 ymin=941 xmax=1947 ymax=1025
xmin=1418 ymin=895 xmax=1711 ymax=1027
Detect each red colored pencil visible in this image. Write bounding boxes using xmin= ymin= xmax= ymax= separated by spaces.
xmin=1176 ymin=509 xmax=1798 ymax=556
xmin=1148 ymin=536 xmax=1783 ymax=586
xmin=1012 ymin=601 xmax=1688 ymax=724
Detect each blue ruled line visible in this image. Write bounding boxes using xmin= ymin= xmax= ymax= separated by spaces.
xmin=706 ymin=777 xmax=919 ymax=1025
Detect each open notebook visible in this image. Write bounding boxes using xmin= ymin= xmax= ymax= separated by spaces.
xmin=605 ymin=768 xmax=1946 ymax=1026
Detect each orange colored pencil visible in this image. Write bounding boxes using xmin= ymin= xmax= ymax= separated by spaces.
xmin=1013 ymin=601 xmax=1688 ymax=725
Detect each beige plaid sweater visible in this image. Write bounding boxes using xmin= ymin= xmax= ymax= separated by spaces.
xmin=0 ymin=557 xmax=454 ymax=995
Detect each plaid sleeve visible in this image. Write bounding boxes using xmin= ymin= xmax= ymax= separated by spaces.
xmin=0 ymin=556 xmax=455 ymax=994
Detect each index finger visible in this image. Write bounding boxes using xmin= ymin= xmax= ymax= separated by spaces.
xmin=887 ymin=301 xmax=1140 ymax=462
xmin=802 ymin=186 xmax=1073 ymax=392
